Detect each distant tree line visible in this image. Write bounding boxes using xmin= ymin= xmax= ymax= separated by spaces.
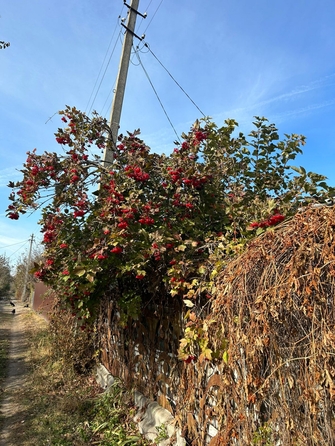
xmin=0 ymin=254 xmax=12 ymax=296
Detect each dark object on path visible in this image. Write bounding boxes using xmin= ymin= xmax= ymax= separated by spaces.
xmin=24 ymin=304 xmax=29 ymax=308
xmin=11 ymin=309 xmax=15 ymax=314
xmin=10 ymin=301 xmax=15 ymax=307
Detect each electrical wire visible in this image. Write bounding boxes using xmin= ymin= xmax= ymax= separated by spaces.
xmin=5 ymin=240 xmax=30 ymax=261
xmin=85 ymin=5 xmax=125 ymax=115
xmin=143 ymin=0 xmax=153 ymax=12
xmin=135 ymin=0 xmax=152 ymax=34
xmin=0 ymin=239 xmax=31 ymax=249
xmin=141 ymin=0 xmax=164 ymax=36
xmin=100 ymin=1 xmax=162 ymax=119
xmin=100 ymin=31 xmax=129 ymax=118
xmin=101 ymin=85 xmax=115 ymax=119
xmin=144 ymin=43 xmax=206 ymax=117
xmin=134 ymin=48 xmax=180 ymax=143
xmin=87 ymin=29 xmax=123 ymax=116
xmin=101 ymin=46 xmax=140 ymax=118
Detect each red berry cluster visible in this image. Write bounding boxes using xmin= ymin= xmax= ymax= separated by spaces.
xmin=124 ymin=165 xmax=150 ymax=182
xmin=56 ymin=134 xmax=71 ymax=145
xmin=194 ymin=131 xmax=207 ymax=141
xmin=73 ymin=209 xmax=85 ymax=218
xmin=102 ymin=179 xmax=125 ymax=206
xmin=184 ymin=355 xmax=196 ymax=364
xmin=167 ymin=167 xmax=184 ymax=184
xmin=250 ymin=213 xmax=285 ymax=229
xmin=110 ymin=246 xmax=123 ymax=254
xmin=182 ymin=176 xmax=209 ymax=189
xmin=138 ymin=216 xmax=155 ymax=225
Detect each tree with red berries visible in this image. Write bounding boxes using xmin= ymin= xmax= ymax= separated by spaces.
xmin=6 ymin=106 xmax=334 ymax=328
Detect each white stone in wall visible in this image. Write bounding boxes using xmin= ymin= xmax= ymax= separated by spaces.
xmin=134 ymin=391 xmax=186 ymax=446
xmin=96 ymin=363 xmax=115 ymax=389
xmin=96 ymin=364 xmax=186 ymax=445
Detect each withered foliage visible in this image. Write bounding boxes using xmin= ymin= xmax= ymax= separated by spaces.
xmin=198 ymin=206 xmax=335 ymax=445
xmin=98 ymin=206 xmax=335 ymax=445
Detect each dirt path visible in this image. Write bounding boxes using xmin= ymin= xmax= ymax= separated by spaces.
xmin=0 ymin=299 xmax=35 ymax=446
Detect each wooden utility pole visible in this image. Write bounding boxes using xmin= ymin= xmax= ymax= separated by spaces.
xmin=103 ymin=0 xmax=145 ymax=166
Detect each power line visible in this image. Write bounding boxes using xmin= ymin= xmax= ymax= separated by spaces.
xmin=0 ymin=239 xmax=31 ymax=249
xmin=143 ymin=0 xmax=153 ymax=11
xmin=100 ymin=32 xmax=126 ymax=118
xmin=143 ymin=43 xmax=206 ymax=117
xmin=85 ymin=6 xmax=125 ymax=115
xmin=141 ymin=0 xmax=164 ymax=35
xmin=134 ymin=47 xmax=180 ymax=143
xmin=6 ymin=240 xmax=30 ymax=261
xmin=101 ymin=85 xmax=116 ymax=118
xmin=99 ymin=0 xmax=163 ymax=119
xmin=87 ymin=29 xmax=123 ymax=116
xmin=135 ymin=0 xmax=151 ymax=33
xmin=86 ymin=29 xmax=122 ymax=115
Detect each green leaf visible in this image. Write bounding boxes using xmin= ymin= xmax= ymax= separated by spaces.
xmin=291 ymin=165 xmax=306 ymax=175
xmin=256 ymin=227 xmax=265 ymax=236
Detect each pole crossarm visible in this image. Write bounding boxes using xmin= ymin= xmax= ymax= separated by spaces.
xmin=123 ymin=1 xmax=147 ymax=19
xmin=121 ymin=22 xmax=145 ymax=41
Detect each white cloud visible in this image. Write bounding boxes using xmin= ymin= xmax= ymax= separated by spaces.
xmin=213 ymin=73 xmax=335 ymax=126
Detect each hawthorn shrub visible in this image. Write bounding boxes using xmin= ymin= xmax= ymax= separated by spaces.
xmin=6 ymin=106 xmax=333 ymax=338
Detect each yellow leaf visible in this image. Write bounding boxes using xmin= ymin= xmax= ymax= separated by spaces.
xmin=177 ymin=244 xmax=187 ymax=252
xmin=75 ymin=268 xmax=86 ymax=277
xmin=199 ymin=348 xmax=212 ymax=363
xmin=210 ymin=269 xmax=218 ymax=279
xmin=86 ymin=274 xmax=95 ymax=283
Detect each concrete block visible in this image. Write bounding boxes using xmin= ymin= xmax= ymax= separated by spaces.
xmin=134 ymin=390 xmax=186 ymax=446
xmin=96 ymin=363 xmax=115 ymax=390
xmin=96 ymin=366 xmax=186 ymax=445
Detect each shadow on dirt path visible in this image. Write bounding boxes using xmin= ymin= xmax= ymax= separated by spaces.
xmin=0 ymin=299 xmax=32 ymax=446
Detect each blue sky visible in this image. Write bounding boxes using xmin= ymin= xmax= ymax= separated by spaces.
xmin=1 ymin=0 xmax=335 ymax=266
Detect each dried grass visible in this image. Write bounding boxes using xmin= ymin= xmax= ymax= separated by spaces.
xmin=201 ymin=206 xmax=335 ymax=445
